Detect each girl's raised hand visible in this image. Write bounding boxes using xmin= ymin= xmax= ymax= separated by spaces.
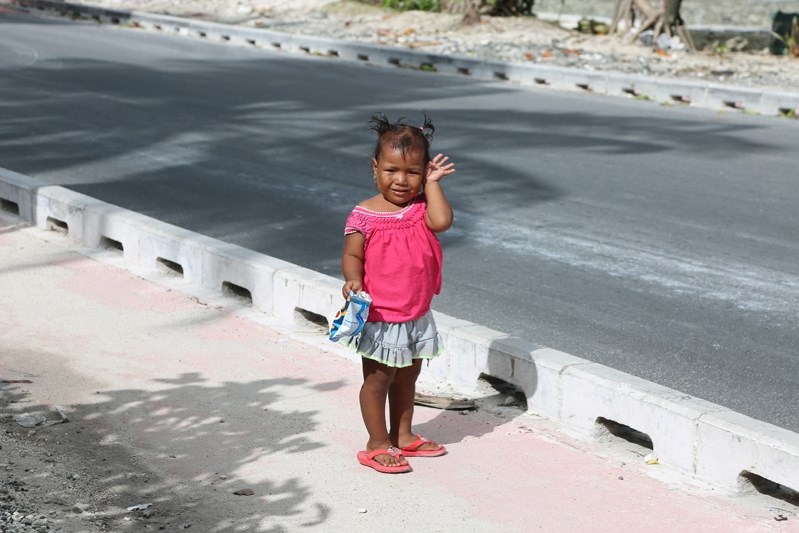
xmin=426 ymin=153 xmax=456 ymax=183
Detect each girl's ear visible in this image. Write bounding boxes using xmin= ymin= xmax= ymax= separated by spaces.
xmin=372 ymin=158 xmax=378 ymax=174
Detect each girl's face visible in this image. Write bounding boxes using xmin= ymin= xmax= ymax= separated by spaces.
xmin=373 ymin=147 xmax=426 ymax=207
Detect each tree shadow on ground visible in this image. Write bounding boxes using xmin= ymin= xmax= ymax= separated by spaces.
xmin=0 ymin=364 xmax=346 ymax=531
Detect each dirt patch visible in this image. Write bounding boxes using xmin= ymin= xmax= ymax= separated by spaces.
xmin=0 ymin=389 xmax=201 ymax=532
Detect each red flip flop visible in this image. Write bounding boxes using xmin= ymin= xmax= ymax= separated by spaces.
xmin=357 ymin=447 xmax=412 ymax=474
xmin=400 ymin=435 xmax=447 ymax=457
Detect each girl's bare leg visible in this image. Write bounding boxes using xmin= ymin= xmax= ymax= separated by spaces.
xmin=360 ymin=358 xmax=407 ymax=467
xmin=389 ymin=359 xmax=441 ymax=451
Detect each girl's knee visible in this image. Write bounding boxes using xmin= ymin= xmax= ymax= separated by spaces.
xmin=362 ymin=360 xmax=395 ymax=389
xmin=395 ymin=360 xmax=422 ymax=382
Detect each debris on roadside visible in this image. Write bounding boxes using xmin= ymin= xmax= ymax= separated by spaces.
xmin=414 ymin=392 xmax=476 ymax=411
xmin=127 ymin=503 xmax=153 ymax=511
xmin=13 ymin=407 xmax=69 ymax=428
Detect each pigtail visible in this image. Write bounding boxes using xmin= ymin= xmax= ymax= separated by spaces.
xmin=420 ymin=110 xmax=435 ymax=142
xmin=368 ymin=112 xmax=392 ymax=136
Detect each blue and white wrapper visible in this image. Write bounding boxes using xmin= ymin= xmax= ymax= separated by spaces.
xmin=329 ymin=291 xmax=372 ymax=342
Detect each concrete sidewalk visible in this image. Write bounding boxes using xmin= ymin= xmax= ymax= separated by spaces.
xmin=1 ymin=212 xmax=796 ymax=532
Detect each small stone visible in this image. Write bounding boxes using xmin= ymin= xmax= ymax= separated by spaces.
xmin=233 ymin=488 xmax=254 ymax=496
xmin=357 ymin=508 xmax=367 ymax=514
xmin=71 ymin=502 xmax=89 ymax=514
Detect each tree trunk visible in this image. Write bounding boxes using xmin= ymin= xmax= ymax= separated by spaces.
xmin=610 ymin=0 xmax=695 ymax=50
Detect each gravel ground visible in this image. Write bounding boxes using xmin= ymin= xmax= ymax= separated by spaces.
xmin=65 ymin=0 xmax=799 ymax=94
xmin=536 ymin=0 xmax=799 ymax=26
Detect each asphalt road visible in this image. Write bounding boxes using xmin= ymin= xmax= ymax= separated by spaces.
xmin=2 ymin=10 xmax=798 ymax=432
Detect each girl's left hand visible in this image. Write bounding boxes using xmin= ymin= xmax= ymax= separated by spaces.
xmin=426 ymin=153 xmax=456 ymax=183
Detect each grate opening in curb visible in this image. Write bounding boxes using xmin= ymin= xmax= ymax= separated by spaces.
xmin=420 ymin=62 xmax=436 ymax=72
xmin=295 ymin=308 xmax=329 ymax=330
xmin=221 ymin=35 xmax=231 ymax=41
xmin=494 ymin=72 xmax=509 ymax=81
xmin=100 ymin=236 xmax=124 ymax=253
xmin=328 ymin=50 xmax=339 ymax=57
xmin=670 ymin=94 xmax=691 ymax=104
xmin=622 ymin=87 xmax=639 ymax=96
xmin=534 ymin=78 xmax=549 ymax=85
xmin=111 ymin=17 xmax=120 ymax=24
xmin=576 ymin=83 xmax=592 ymax=91
xmin=153 ymin=24 xmax=162 ymax=31
xmin=357 ymin=53 xmax=369 ymax=61
xmin=740 ymin=472 xmax=799 ymax=508
xmin=596 ymin=417 xmax=653 ymax=450
xmin=0 ymin=198 xmax=20 ymax=216
xmin=246 ymin=38 xmax=257 ymax=46
xmin=156 ymin=257 xmax=184 ymax=277
xmin=300 ymin=46 xmax=310 ymax=54
xmin=222 ymin=282 xmax=252 ymax=304
xmin=272 ymin=42 xmax=282 ymax=49
xmin=388 ymin=57 xmax=401 ymax=66
xmin=197 ymin=31 xmax=207 ymax=38
xmin=457 ymin=67 xmax=470 ymax=76
xmin=779 ymin=107 xmax=797 ymax=118
xmin=724 ymin=100 xmax=745 ymax=110
xmin=478 ymin=374 xmax=527 ymax=410
xmin=46 ymin=217 xmax=68 ymax=235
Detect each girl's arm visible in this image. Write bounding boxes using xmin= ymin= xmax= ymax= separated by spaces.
xmin=425 ymin=153 xmax=456 ymax=233
xmin=341 ymin=232 xmax=365 ymax=298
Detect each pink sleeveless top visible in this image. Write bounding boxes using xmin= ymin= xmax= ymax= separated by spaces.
xmin=344 ymin=196 xmax=443 ymax=323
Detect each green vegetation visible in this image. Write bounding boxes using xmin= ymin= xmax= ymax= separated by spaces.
xmin=380 ymin=0 xmax=442 ymax=11
xmin=356 ymin=0 xmax=535 ymax=16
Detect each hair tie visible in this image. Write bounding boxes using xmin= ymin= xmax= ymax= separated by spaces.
xmin=419 ymin=126 xmax=424 ymax=131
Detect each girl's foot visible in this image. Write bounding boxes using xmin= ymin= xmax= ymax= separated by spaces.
xmin=366 ymin=442 xmax=409 ymax=468
xmin=396 ymin=434 xmax=447 ymax=457
xmin=357 ymin=445 xmax=412 ymax=474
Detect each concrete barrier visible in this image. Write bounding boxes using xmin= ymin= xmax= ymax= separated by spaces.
xmin=13 ymin=0 xmax=799 ymax=117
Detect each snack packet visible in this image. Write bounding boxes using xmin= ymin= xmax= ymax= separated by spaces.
xmin=329 ymin=291 xmax=372 ymax=342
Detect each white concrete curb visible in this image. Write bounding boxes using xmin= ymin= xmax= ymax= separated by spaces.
xmin=2 ymin=166 xmax=798 ymax=496
xmin=11 ymin=0 xmax=799 ymax=118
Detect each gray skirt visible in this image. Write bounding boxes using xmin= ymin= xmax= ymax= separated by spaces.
xmin=349 ymin=311 xmax=443 ymax=368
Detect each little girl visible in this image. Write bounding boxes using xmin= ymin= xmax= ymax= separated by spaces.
xmin=341 ymin=112 xmax=455 ymax=474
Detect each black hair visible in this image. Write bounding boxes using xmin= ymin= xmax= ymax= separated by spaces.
xmin=368 ymin=112 xmax=435 ymax=165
